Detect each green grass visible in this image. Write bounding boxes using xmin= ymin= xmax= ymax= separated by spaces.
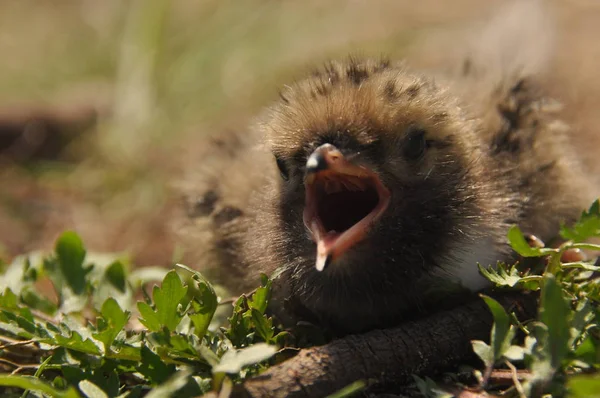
xmin=0 ymin=201 xmax=598 ymax=397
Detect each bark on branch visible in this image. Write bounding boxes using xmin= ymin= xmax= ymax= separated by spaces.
xmin=235 ymin=291 xmax=538 ymax=398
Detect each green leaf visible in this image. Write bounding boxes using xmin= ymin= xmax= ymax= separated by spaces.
xmin=560 ymin=200 xmax=600 ymax=242
xmin=61 ymin=364 xmax=120 ymax=398
xmin=105 ymin=261 xmax=127 ymax=292
xmin=272 ymin=331 xmax=290 ymax=347
xmin=260 ymin=273 xmax=269 ymax=287
xmin=225 ymin=295 xmax=252 ymax=347
xmin=471 ymin=340 xmax=493 ymax=368
xmin=53 ymin=375 xmax=68 ymax=391
xmin=21 ymin=287 xmax=58 ymax=314
xmin=53 ymin=329 xmax=102 ymax=355
xmin=78 ymin=380 xmax=108 ymax=398
xmin=249 ymin=280 xmax=271 ymax=314
xmin=481 ymin=295 xmax=514 ymax=362
xmin=92 ymin=259 xmax=133 ymax=314
xmin=0 ymin=287 xmax=19 ymax=309
xmin=528 ymin=323 xmax=555 ymax=384
xmin=477 ymin=262 xmax=543 ymax=290
xmin=251 ymin=309 xmax=274 ymax=343
xmin=93 ymin=298 xmax=130 ymax=351
xmin=138 ymin=271 xmax=188 ymax=332
xmin=198 ymin=344 xmax=221 ymax=367
xmin=13 ymin=356 xmax=58 ymax=397
xmin=478 ymin=263 xmax=523 ymax=287
xmin=570 ymin=243 xmax=600 ymax=252
xmin=326 ymin=380 xmax=366 ymax=398
xmin=61 ymin=366 xmax=88 ymax=387
xmin=180 ymin=266 xmax=218 ymax=339
xmin=154 ymin=271 xmax=188 ymax=331
xmin=138 ymin=345 xmax=176 ymax=384
xmin=168 ymin=334 xmax=197 ymax=357
xmin=568 ymin=374 xmax=600 ymax=398
xmin=91 ymin=364 xmax=121 ymax=397
xmin=0 ymin=374 xmax=80 ymax=398
xmin=574 ymin=336 xmax=599 ymax=365
xmin=213 ymin=343 xmax=277 ymax=374
xmin=540 ymin=275 xmax=570 ymax=369
xmin=137 ymin=302 xmax=161 ymax=331
xmin=413 ymin=375 xmax=452 ymax=398
xmin=504 ymin=345 xmax=525 ymax=361
xmin=188 ymin=299 xmax=215 ymax=339
xmin=507 ymin=226 xmax=556 ymax=257
xmin=144 ymin=369 xmax=194 ymax=398
xmin=55 ymin=231 xmax=89 ymax=295
xmin=569 ymin=299 xmax=594 ymax=348
xmin=0 ymin=305 xmax=37 ymax=337
xmin=561 ymin=262 xmax=600 ymax=272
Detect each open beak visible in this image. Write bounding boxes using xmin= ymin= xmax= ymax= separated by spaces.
xmin=303 ymin=144 xmax=391 ymax=271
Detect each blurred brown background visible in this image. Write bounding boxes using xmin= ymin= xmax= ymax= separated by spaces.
xmin=0 ymin=0 xmax=598 ymax=268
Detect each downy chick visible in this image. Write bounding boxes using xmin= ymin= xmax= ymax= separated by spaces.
xmin=178 ymin=4 xmax=597 ymax=335
xmin=241 ymin=59 xmax=594 ymax=334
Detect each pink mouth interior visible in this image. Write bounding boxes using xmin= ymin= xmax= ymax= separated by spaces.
xmin=303 ymin=171 xmax=390 ymax=270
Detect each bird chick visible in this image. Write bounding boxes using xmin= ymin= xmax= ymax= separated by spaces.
xmin=178 ymin=9 xmax=597 ymax=335
xmin=216 ymin=58 xmax=594 ymax=334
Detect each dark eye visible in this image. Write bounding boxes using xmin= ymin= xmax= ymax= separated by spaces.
xmin=403 ymin=128 xmax=427 ymax=160
xmin=275 ymin=155 xmax=289 ymax=181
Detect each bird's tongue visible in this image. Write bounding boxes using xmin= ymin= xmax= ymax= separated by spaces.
xmin=315 ymin=229 xmax=341 ymax=271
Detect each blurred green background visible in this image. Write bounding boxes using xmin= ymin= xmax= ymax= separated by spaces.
xmin=0 ymin=0 xmax=598 ymax=268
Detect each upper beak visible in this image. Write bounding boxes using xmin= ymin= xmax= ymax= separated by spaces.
xmin=305 ymin=144 xmax=367 ymax=183
xmin=306 ymin=143 xmax=341 ymax=175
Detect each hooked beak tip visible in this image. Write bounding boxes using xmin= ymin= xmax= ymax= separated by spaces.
xmin=316 ymin=253 xmax=332 ymax=271
xmin=305 ymin=143 xmax=343 ymax=176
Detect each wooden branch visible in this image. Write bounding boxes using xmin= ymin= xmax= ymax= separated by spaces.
xmin=235 ymin=291 xmax=538 ymax=398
